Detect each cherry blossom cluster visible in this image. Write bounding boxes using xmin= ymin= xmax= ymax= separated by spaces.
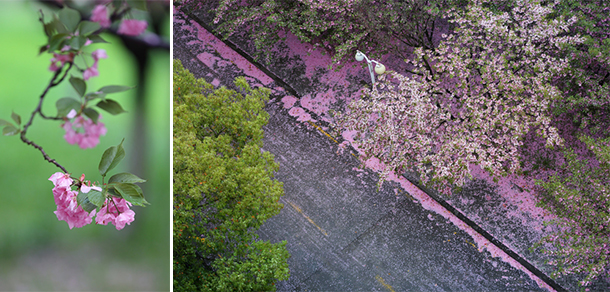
xmin=95 ymin=196 xmax=136 ymax=230
xmin=49 ymin=44 xmax=108 ymax=82
xmin=49 ymin=172 xmax=135 ymax=230
xmin=337 ymin=0 xmax=584 ymax=195
xmin=50 ymin=172 xmax=95 ymax=229
xmin=83 ymin=49 xmax=108 ymax=80
xmin=49 ymin=4 xmax=147 ymax=81
xmin=62 ymin=109 xmax=107 ymax=149
xmin=91 ymin=4 xmax=148 ymax=36
xmin=35 ymin=4 xmax=146 ymax=149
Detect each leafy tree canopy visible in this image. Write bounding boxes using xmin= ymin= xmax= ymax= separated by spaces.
xmin=173 ymin=60 xmax=290 ymax=291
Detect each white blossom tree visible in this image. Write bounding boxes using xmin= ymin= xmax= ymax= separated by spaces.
xmin=337 ymin=0 xmax=584 ymax=195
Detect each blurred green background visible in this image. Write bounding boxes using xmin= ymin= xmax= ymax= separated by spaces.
xmin=0 ymin=1 xmax=170 ymax=291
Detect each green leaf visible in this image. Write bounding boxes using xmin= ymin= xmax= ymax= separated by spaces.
xmin=77 ymin=190 xmax=97 ymax=213
xmin=127 ymin=0 xmax=147 ymax=11
xmin=56 ymin=97 xmax=81 ymax=118
xmin=99 ymin=139 xmax=126 ymax=176
xmin=48 ymin=33 xmax=69 ymax=52
xmin=87 ymin=189 xmax=105 ymax=208
xmin=98 ymin=85 xmax=134 ymax=94
xmin=43 ymin=18 xmax=57 ymax=37
xmin=0 ymin=119 xmax=12 ymax=127
xmin=11 ymin=111 xmax=20 ymax=126
xmin=43 ymin=16 xmax=68 ymax=37
xmin=113 ymin=182 xmax=149 ymax=206
xmin=78 ymin=21 xmax=101 ymax=36
xmin=83 ymin=108 xmax=100 ymax=124
xmin=58 ymin=6 xmax=81 ymax=33
xmin=38 ymin=44 xmax=49 ymax=55
xmin=87 ymin=34 xmax=108 ymax=44
xmin=69 ymin=35 xmax=87 ymax=50
xmin=107 ymin=187 xmax=122 ymax=198
xmin=97 ymin=99 xmax=127 ymax=115
xmin=85 ymin=91 xmax=107 ymax=101
xmin=3 ymin=125 xmax=19 ymax=136
xmin=70 ymin=76 xmax=86 ymax=97
xmin=109 ymin=172 xmax=146 ymax=184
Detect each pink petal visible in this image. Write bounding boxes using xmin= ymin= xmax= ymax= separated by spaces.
xmin=83 ymin=66 xmax=99 ymax=81
xmin=117 ymin=19 xmax=148 ymax=36
xmin=49 ymin=172 xmax=72 ymax=187
xmin=78 ymin=136 xmax=100 ymax=149
xmin=63 ymin=124 xmax=82 ymax=145
xmin=91 ymin=5 xmax=111 ymax=28
xmin=91 ymin=49 xmax=107 ymax=61
xmin=49 ymin=63 xmax=60 ymax=72
xmin=67 ymin=109 xmax=77 ymax=119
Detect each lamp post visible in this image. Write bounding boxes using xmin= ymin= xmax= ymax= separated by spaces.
xmin=355 ymin=50 xmax=386 ymax=85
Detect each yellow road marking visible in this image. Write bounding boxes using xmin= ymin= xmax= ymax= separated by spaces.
xmin=306 ymin=120 xmax=357 ymax=158
xmin=307 ymin=121 xmax=338 ymax=143
xmin=375 ymin=275 xmax=395 ymax=292
xmin=465 ymin=239 xmax=477 ymax=249
xmin=286 ymin=200 xmax=328 ymax=236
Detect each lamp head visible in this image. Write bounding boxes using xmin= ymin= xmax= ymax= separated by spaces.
xmin=355 ymin=51 xmax=365 ymax=62
xmin=375 ymin=63 xmax=386 ymax=75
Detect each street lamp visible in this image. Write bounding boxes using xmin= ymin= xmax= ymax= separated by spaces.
xmin=355 ymin=50 xmax=386 ymax=85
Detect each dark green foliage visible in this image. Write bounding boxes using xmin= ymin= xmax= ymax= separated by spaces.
xmin=204 ymin=0 xmax=467 ymax=67
xmin=173 ymin=60 xmax=290 ymax=291
xmin=534 ymin=137 xmax=610 ymax=286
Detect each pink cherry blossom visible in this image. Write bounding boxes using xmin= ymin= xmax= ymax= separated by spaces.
xmin=49 ymin=173 xmax=138 ymax=230
xmin=337 ymin=0 xmax=583 ymax=195
xmin=83 ymin=66 xmax=99 ymax=80
xmin=54 ymin=198 xmax=96 ymax=229
xmin=81 ymin=183 xmax=102 ymax=194
xmin=91 ymin=49 xmax=107 ymax=61
xmin=95 ymin=197 xmax=135 ymax=230
xmin=67 ymin=109 xmax=77 ymax=119
xmin=83 ymin=49 xmax=107 ymax=81
xmin=49 ymin=172 xmax=73 ymax=188
xmin=49 ymin=172 xmax=95 ymax=229
xmin=49 ymin=52 xmax=74 ymax=72
xmin=117 ymin=19 xmax=148 ymax=36
xmin=62 ymin=115 xmax=107 ymax=149
xmin=91 ymin=5 xmax=111 ymax=28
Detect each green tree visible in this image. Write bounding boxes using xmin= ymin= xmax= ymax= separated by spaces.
xmin=173 ymin=60 xmax=290 ymax=291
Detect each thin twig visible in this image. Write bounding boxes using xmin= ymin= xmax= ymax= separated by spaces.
xmin=20 ymin=63 xmax=73 ymax=174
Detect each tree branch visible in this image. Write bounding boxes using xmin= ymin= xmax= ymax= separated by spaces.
xmin=20 ymin=63 xmax=73 ymax=174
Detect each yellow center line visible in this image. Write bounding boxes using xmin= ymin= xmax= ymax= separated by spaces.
xmin=286 ymin=199 xmax=328 ymax=236
xmin=375 ymin=275 xmax=396 ymax=292
xmin=464 ymin=239 xmax=477 ymax=249
xmin=306 ymin=120 xmax=357 ymax=158
xmin=307 ymin=121 xmax=338 ymax=143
